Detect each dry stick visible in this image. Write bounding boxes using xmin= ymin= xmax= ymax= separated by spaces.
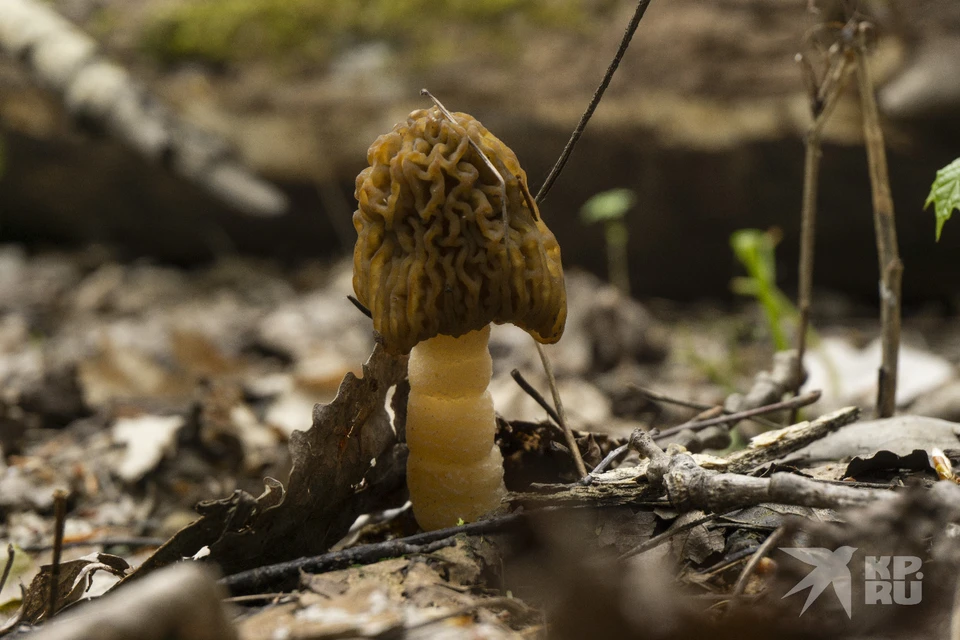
xmin=632 ymin=385 xmax=781 ymax=429
xmin=510 ymin=369 xmax=563 ymax=427
xmin=401 ymin=597 xmax=531 ymax=635
xmin=422 ymin=89 xmax=583 ymax=477
xmin=509 ymin=368 xmax=576 ymax=450
xmin=534 ymin=0 xmax=653 ymax=204
xmin=222 ymin=593 xmax=292 ymax=604
xmin=855 ymin=26 xmax=902 ymax=419
xmin=347 ymin=294 xmax=373 ymax=319
xmin=0 ymin=545 xmax=14 ymax=594
xmin=791 ymin=51 xmax=855 ymax=423
xmin=729 ymin=525 xmax=786 ymax=600
xmin=524 ymin=0 xmax=654 ymax=482
xmin=48 ymin=489 xmax=68 ymax=619
xmin=526 ymin=0 xmax=653 ymax=477
xmin=653 ymin=390 xmax=821 ymax=440
xmin=219 ymin=512 xmax=525 ymax=594
xmin=662 ymin=405 xmax=724 ymax=433
xmin=422 ymin=89 xmax=511 ymax=232
xmin=619 ymin=512 xmax=723 ymax=560
xmin=536 ymin=343 xmax=588 ymax=479
xmin=591 ymin=392 xmax=820 ymax=480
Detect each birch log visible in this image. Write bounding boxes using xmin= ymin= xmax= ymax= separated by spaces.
xmin=0 ymin=0 xmax=287 ymax=216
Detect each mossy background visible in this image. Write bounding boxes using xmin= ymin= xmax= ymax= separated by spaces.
xmin=140 ymin=0 xmax=595 ymax=70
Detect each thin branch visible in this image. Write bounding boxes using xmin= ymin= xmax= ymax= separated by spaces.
xmin=534 ymin=0 xmax=653 ymax=204
xmin=400 ymin=597 xmax=532 ymax=635
xmin=510 ymin=369 xmax=563 ymax=427
xmin=347 ymin=295 xmax=373 ymax=319
xmin=219 ymin=512 xmax=525 ymax=594
xmin=619 ymin=512 xmax=721 ymax=560
xmin=586 ymin=443 xmax=630 ymax=479
xmin=654 ymin=390 xmax=821 ymax=440
xmin=729 ymin=525 xmax=786 ymax=600
xmin=48 ymin=489 xmax=68 ymax=619
xmin=0 ymin=545 xmax=14 ymax=594
xmin=535 ymin=343 xmax=588 ymax=478
xmin=630 ymin=424 xmax=895 ymax=515
xmin=854 ymin=25 xmax=901 ymax=418
xmin=422 ymin=89 xmax=510 ymax=233
xmin=791 ymin=46 xmax=856 ymax=423
xmin=631 ymin=385 xmax=781 ymax=429
xmin=222 ymin=593 xmax=292 ymax=604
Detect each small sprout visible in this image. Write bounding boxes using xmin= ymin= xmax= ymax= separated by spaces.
xmin=580 ymin=188 xmax=636 ymax=295
xmin=457 ymin=518 xmax=465 ymax=527
xmin=925 ymin=157 xmax=960 ymax=241
xmin=730 ymin=228 xmax=797 ymax=352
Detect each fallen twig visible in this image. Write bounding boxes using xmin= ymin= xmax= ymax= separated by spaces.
xmin=535 ymin=343 xmax=588 ymax=479
xmin=684 ymin=405 xmax=858 ymax=474
xmin=0 ymin=545 xmax=14 ymax=595
xmin=654 ymin=390 xmax=822 ymax=440
xmin=510 ymin=369 xmax=564 ymax=430
xmin=399 ymin=596 xmax=533 ymax=636
xmin=347 ymin=295 xmax=373 ymax=319
xmin=47 ymin=490 xmax=67 ymax=619
xmin=619 ymin=512 xmax=722 ymax=560
xmin=525 ymin=407 xmax=861 ymax=506
xmin=729 ymin=525 xmax=785 ymax=602
xmin=632 ymin=422 xmax=894 ymax=515
xmin=219 ymin=512 xmax=525 ymax=594
xmin=631 ymin=386 xmax=781 ymax=429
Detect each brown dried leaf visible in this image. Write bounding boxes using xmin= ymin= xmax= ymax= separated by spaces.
xmin=1 ymin=553 xmax=129 ymax=630
xmin=129 ymin=344 xmax=408 ymax=579
xmin=239 ymin=538 xmax=522 ymax=640
xmin=595 ymin=508 xmax=657 ymax=556
xmin=669 ymin=511 xmax=725 ymax=565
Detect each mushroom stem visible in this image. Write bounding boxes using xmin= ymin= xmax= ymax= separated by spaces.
xmin=405 ymin=325 xmax=506 ymax=530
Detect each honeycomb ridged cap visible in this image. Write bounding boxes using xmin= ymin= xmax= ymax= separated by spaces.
xmin=352 ymin=106 xmax=567 ymax=355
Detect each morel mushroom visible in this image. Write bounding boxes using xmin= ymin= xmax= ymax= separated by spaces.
xmin=353 ymin=104 xmax=566 ymax=530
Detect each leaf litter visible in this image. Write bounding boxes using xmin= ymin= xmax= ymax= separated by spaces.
xmin=4 ymin=247 xmax=960 ymax=639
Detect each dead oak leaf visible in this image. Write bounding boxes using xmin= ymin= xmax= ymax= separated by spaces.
xmin=128 ymin=344 xmax=408 ymax=580
xmin=1 ymin=553 xmax=129 ymax=631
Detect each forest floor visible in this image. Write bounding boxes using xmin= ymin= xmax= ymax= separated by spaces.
xmin=2 ymin=244 xmax=960 ymax=638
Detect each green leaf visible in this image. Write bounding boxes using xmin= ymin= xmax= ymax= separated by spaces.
xmin=925 ymin=157 xmax=960 ymax=241
xmin=580 ymin=188 xmax=636 ymax=224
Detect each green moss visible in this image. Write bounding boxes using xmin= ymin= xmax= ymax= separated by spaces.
xmin=140 ymin=0 xmax=587 ymax=68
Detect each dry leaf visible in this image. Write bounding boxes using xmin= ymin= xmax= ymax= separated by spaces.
xmin=130 ymin=344 xmax=408 ymax=580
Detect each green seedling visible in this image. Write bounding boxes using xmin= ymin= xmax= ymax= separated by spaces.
xmin=580 ymin=188 xmax=635 ymax=295
xmin=730 ymin=228 xmax=798 ymax=352
xmin=925 ymin=157 xmax=960 ymax=241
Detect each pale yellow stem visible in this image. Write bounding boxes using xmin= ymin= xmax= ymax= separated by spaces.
xmin=405 ymin=325 xmax=506 ymax=530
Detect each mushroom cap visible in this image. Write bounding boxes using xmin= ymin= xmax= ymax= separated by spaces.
xmin=353 ymin=106 xmax=566 ymax=355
